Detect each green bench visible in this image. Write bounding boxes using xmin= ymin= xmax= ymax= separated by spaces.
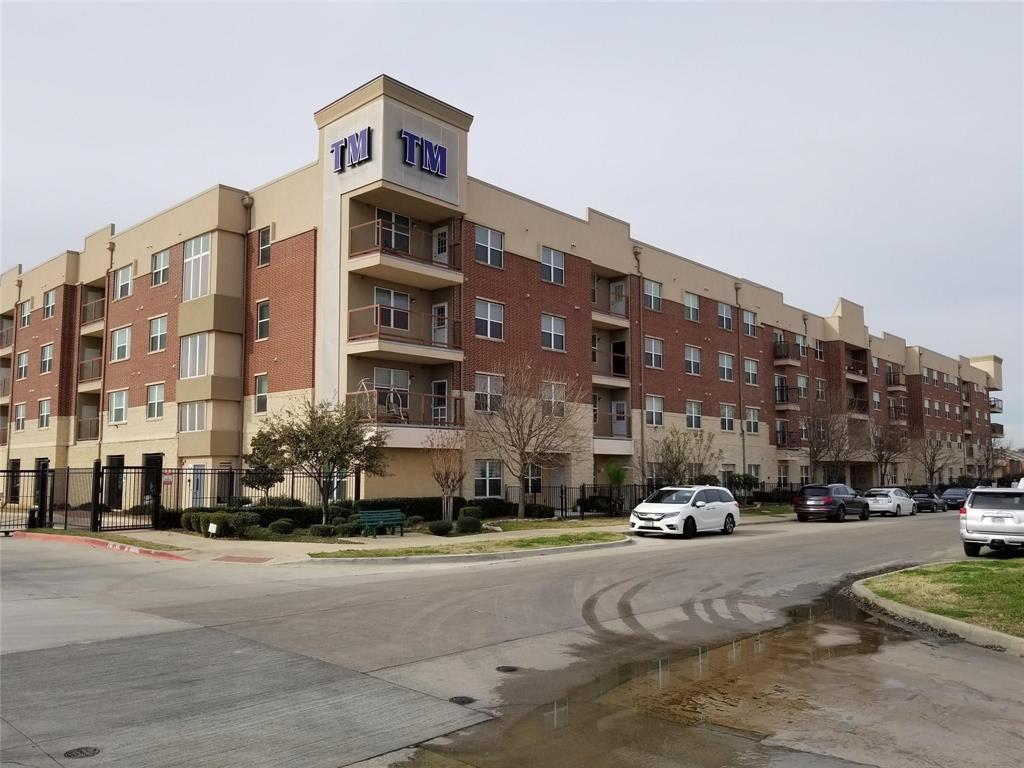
xmin=358 ymin=509 xmax=405 ymax=538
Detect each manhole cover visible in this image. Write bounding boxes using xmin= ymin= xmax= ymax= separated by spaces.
xmin=64 ymin=747 xmax=101 ymax=759
xmin=495 ymin=665 xmax=519 ymax=673
xmin=449 ymin=695 xmax=476 ymax=705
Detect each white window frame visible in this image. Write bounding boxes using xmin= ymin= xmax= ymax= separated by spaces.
xmin=645 ymin=395 xmax=664 ymax=426
xmin=540 ymin=246 xmax=565 ymax=285
xmin=474 ymin=459 xmax=502 ymax=498
xmin=541 ymin=381 xmax=566 ymax=417
xmin=718 ymin=352 xmax=734 ymax=382
xmin=684 ymin=345 xmax=701 ymax=375
xmin=795 ymin=334 xmax=807 ymax=357
xmin=474 ymin=226 xmax=504 ymax=268
xmin=14 ymin=403 xmax=26 ymax=431
xmin=151 ymin=249 xmax=170 ymax=286
xmin=178 ymin=401 xmax=206 ymax=433
xmin=179 ymin=333 xmax=208 ymax=379
xmin=717 ymin=302 xmax=733 ymax=331
xmin=38 ymin=398 xmax=51 ymax=429
xmin=108 ymin=390 xmax=128 ymax=424
xmin=19 ymin=300 xmax=31 ymax=327
xmin=475 ymin=299 xmax=504 ymax=340
xmin=815 ymin=339 xmax=825 ymax=360
xmin=254 ymin=374 xmax=269 ymax=414
xmin=796 ymin=374 xmax=809 ymax=398
xmin=146 ymin=383 xmax=165 ymax=420
xmin=256 ymin=301 xmax=270 ymax=340
xmin=743 ymin=358 xmax=758 ymax=386
xmin=540 ymin=313 xmax=566 ymax=351
xmin=149 ymin=315 xmax=167 ymax=353
xmin=815 ymin=378 xmax=826 ymax=401
xmin=746 ymin=407 xmax=760 ymax=434
xmin=474 ymin=372 xmax=503 ymax=412
xmin=644 ymin=336 xmax=663 ymax=369
xmin=114 ymin=265 xmax=133 ymax=300
xmin=873 ymin=391 xmax=881 ymax=410
xmin=42 ymin=289 xmax=56 ymax=319
xmin=643 ymin=279 xmax=662 ymax=311
xmin=686 ymin=400 xmax=702 ymax=429
xmin=16 ymin=351 xmax=28 ymax=380
xmin=742 ymin=310 xmax=757 ymax=336
xmin=183 ymin=233 xmax=211 ymax=301
xmin=720 ymin=404 xmax=735 ymax=432
xmin=872 ymin=356 xmax=880 ymax=376
xmin=257 ymin=227 xmax=272 ymax=267
xmin=40 ymin=343 xmax=53 ymax=374
xmin=799 ymin=465 xmax=811 ymax=485
xmin=683 ymin=292 xmax=700 ymax=322
xmin=110 ymin=326 xmax=131 ymax=362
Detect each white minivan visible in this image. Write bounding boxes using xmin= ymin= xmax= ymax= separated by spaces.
xmin=630 ymin=485 xmax=741 ymax=539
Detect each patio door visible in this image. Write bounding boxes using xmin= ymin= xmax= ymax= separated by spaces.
xmin=431 ymin=303 xmax=449 ymax=345
xmin=432 ymin=226 xmax=449 ymax=266
xmin=431 ymin=380 xmax=449 ymax=425
xmin=612 ymin=400 xmax=628 ymax=436
xmin=188 ymin=463 xmax=206 ymax=508
xmin=609 ymin=280 xmax=626 ymax=315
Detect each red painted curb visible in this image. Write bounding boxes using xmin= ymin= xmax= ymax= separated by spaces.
xmin=11 ymin=531 xmax=192 ymax=561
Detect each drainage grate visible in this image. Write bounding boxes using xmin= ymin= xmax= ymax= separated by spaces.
xmin=495 ymin=665 xmax=519 ymax=673
xmin=449 ymin=695 xmax=476 ymax=705
xmin=64 ymin=747 xmax=101 ymax=759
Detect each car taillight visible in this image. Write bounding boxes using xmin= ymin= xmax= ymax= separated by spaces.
xmin=959 ymin=507 xmax=967 ymax=516
xmin=821 ymin=496 xmax=833 ymax=504
xmin=793 ymin=495 xmax=799 ymax=504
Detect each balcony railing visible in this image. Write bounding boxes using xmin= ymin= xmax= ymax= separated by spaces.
xmin=349 ymin=219 xmax=460 ymax=271
xmin=845 ymin=360 xmax=867 ymax=377
xmin=963 ymin=417 xmax=973 ymax=431
xmin=888 ymin=405 xmax=908 ymax=421
xmin=0 ymin=327 xmax=13 ymax=347
xmin=348 ymin=389 xmax=463 ymax=428
xmin=594 ymin=411 xmax=631 ymax=439
xmin=77 ymin=417 xmax=99 ymax=441
xmin=886 ymin=371 xmax=903 ymax=387
xmin=79 ymin=357 xmax=103 ymax=382
xmin=348 ymin=305 xmax=462 ymax=349
xmin=989 ymin=397 xmax=1003 ymax=413
xmin=772 ymin=341 xmax=798 ymax=360
xmin=992 ymin=423 xmax=1004 ymax=437
xmin=0 ymin=378 xmax=9 ymax=397
xmin=591 ymin=291 xmax=629 ymax=318
xmin=774 ymin=385 xmax=799 ymax=405
xmin=81 ymin=298 xmax=105 ymax=324
xmin=592 ymin=349 xmax=630 ymax=378
xmin=775 ymin=430 xmax=799 ymax=448
xmin=847 ymin=397 xmax=868 ymax=414
xmin=0 ymin=425 xmax=7 ymax=445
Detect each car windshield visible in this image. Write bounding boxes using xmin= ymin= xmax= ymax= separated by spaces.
xmin=645 ymin=488 xmax=696 ymax=504
xmin=865 ymin=490 xmax=889 ymax=497
xmin=912 ymin=493 xmax=930 ymax=499
xmin=967 ymin=491 xmax=1024 ymax=510
xmin=942 ymin=489 xmax=966 ymax=498
xmin=801 ymin=487 xmax=829 ymax=497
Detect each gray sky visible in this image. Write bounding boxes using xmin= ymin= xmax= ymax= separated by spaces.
xmin=2 ymin=1 xmax=1021 ymax=444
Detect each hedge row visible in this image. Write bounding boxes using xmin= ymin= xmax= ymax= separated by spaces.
xmin=353 ymin=496 xmax=467 ymax=522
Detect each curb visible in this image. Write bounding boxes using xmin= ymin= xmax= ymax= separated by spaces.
xmin=307 ymin=535 xmax=633 ymax=564
xmin=12 ymin=531 xmax=192 ymax=562
xmin=852 ymin=567 xmax=1024 ymax=657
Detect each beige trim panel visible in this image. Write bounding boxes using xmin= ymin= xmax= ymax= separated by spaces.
xmin=178 ymin=429 xmax=239 ymax=458
xmin=176 ymin=294 xmax=244 ymax=336
xmin=176 ymin=375 xmax=243 ymax=403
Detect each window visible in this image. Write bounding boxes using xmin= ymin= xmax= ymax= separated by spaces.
xmin=717 ymin=303 xmax=733 ymax=330
xmin=800 ymin=465 xmax=811 ymax=485
xmin=16 ymin=351 xmax=28 ymax=379
xmin=474 ymin=373 xmax=503 ymax=412
xmin=795 ymin=334 xmax=807 ymax=357
xmin=374 ymin=287 xmax=410 ymax=330
xmin=180 ymin=333 xmax=208 ymax=379
xmin=525 ymin=463 xmax=542 ymax=494
xmin=686 ymin=400 xmax=702 ymax=429
xmin=475 ymin=299 xmax=503 ymax=340
xmin=19 ymin=300 xmax=31 ymax=327
xmin=718 ymin=352 xmax=734 ymax=381
xmin=796 ymin=374 xmax=809 ymax=398
xmin=778 ymin=463 xmax=790 ymax=484
xmin=108 ymin=390 xmax=128 ymax=424
xmin=747 ymin=464 xmax=761 ymax=479
xmin=149 ymin=316 xmax=167 ymax=352
xmin=591 ymin=334 xmax=598 ymax=363
xmin=721 ymin=464 xmax=735 ymax=486
xmin=257 ymin=227 xmax=272 ymax=266
xmin=742 ymin=310 xmax=757 ymax=336
xmin=955 ymin=405 xmax=960 ymax=418
xmin=373 ymin=368 xmax=410 ymax=410
xmin=178 ymin=401 xmax=206 ymax=432
xmin=815 ymin=339 xmax=825 ymax=361
xmin=254 ymin=375 xmax=268 ymax=414
xmin=743 ymin=358 xmax=758 ymax=385
xmin=746 ymin=407 xmax=760 ymax=434
xmin=147 ymin=384 xmax=164 ymax=419
xmin=923 ymin=398 xmax=930 ymax=416
xmin=720 ymin=404 xmax=735 ymax=431
xmin=645 ymin=395 xmax=664 ymax=426
xmin=944 ymin=403 xmax=951 ymax=419
xmin=873 ymin=391 xmax=881 ymax=411
xmin=540 ymin=314 xmax=565 ymax=351
xmin=151 ymin=250 xmax=170 ymax=286
xmin=256 ymin=301 xmax=270 ymax=340
xmin=14 ymin=404 xmax=26 ymax=431
xmin=871 ymin=356 xmax=879 ymax=376
xmin=474 ymin=226 xmax=504 ymax=267
xmin=932 ymin=370 xmax=939 ymax=386
xmin=540 ymin=247 xmax=565 ymax=285
xmin=39 ymin=344 xmax=53 ymax=374
xmin=183 ymin=233 xmax=211 ymax=301
xmin=542 ymin=381 xmax=566 ymax=417
xmin=684 ymin=345 xmax=701 ymax=375
xmin=42 ymin=289 xmax=56 ymax=319
xmin=38 ymin=399 xmax=51 ymax=429
xmin=643 ymin=279 xmax=662 ymax=311
xmin=114 ymin=265 xmax=133 ymax=300
xmin=474 ymin=459 xmax=502 ymax=497
xmin=815 ymin=379 xmax=826 ymax=401
xmin=683 ymin=292 xmax=700 ymax=322
xmin=644 ymin=337 xmax=663 ymax=369
xmin=111 ymin=326 xmax=131 ymax=361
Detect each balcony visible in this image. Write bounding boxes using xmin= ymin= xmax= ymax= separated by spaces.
xmin=844 ymin=360 xmax=868 ymax=383
xmin=594 ymin=410 xmax=633 ymax=455
xmin=886 ymin=371 xmax=906 ymax=392
xmin=0 ymin=425 xmax=7 ymax=445
xmin=0 ymin=327 xmax=13 ymax=349
xmin=963 ymin=417 xmax=973 ymax=434
xmin=592 ymin=350 xmax=630 ymax=388
xmin=347 ymin=390 xmax=463 ymax=449
xmin=847 ymin=397 xmax=869 ymax=419
xmin=79 ymin=357 xmax=103 ymax=384
xmin=992 ymin=423 xmax=1004 ymax=438
xmin=77 ymin=417 xmax=99 ymax=441
xmin=775 ymin=430 xmax=800 ymax=449
xmin=0 ymin=377 xmax=9 ymax=399
xmin=80 ymin=298 xmax=105 ymax=328
xmin=888 ymin=405 xmax=908 ymax=425
xmin=772 ymin=341 xmax=801 ymax=366
xmin=989 ymin=398 xmax=1003 ymax=414
xmin=962 ymin=389 xmax=971 ymax=404
xmin=347 ymin=305 xmax=463 ymax=365
xmin=774 ymin=385 xmax=800 ymax=411
xmin=591 ymin=292 xmax=630 ymax=330
xmin=348 ymin=219 xmax=462 ymax=290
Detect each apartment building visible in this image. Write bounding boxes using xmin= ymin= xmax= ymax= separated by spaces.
xmin=0 ymin=75 xmax=1007 ymax=499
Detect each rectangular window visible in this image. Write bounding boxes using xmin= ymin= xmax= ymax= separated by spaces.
xmin=800 ymin=465 xmax=810 ymax=485
xmin=151 ymin=249 xmax=170 ymax=286
xmin=643 ymin=279 xmax=662 ymax=311
xmin=720 ymin=404 xmax=735 ymax=431
xmin=746 ymin=407 xmax=760 ymax=434
xmin=721 ymin=463 xmax=735 ymax=486
xmin=39 ymin=343 xmax=53 ymax=374
xmin=474 ymin=373 xmax=503 ymax=412
xmin=743 ymin=358 xmax=758 ymax=385
xmin=797 ymin=375 xmax=809 ymax=398
xmin=254 ymin=375 xmax=268 ymax=413
xmin=683 ymin=292 xmax=700 ymax=322
xmin=19 ymin=300 xmax=31 ymax=327
xmin=256 ymin=301 xmax=270 ymax=340
xmin=778 ymin=463 xmax=790 ymax=484
xmin=815 ymin=339 xmax=825 ymax=360
xmin=747 ymin=464 xmax=761 ymax=479
xmin=180 ymin=333 xmax=208 ymax=379
xmin=110 ymin=326 xmax=131 ymax=361
xmin=684 ymin=345 xmax=701 ymax=375
xmin=944 ymin=403 xmax=951 ymax=419
xmin=644 ymin=337 xmax=663 ymax=369
xmin=147 ymin=384 xmax=165 ymax=419
xmin=38 ymin=399 xmax=51 ymax=429
xmin=474 ymin=459 xmax=502 ymax=498
xmin=871 ymin=356 xmax=880 ymax=376
xmin=924 ymin=398 xmax=930 ymax=416
xmin=717 ymin=303 xmax=733 ymax=330
xmin=178 ymin=401 xmax=206 ymax=432
xmin=16 ymin=351 xmax=28 ymax=379
xmin=718 ymin=352 xmax=734 ymax=381
xmin=742 ymin=310 xmax=757 ymax=336
xmin=815 ymin=378 xmax=826 ymax=400
xmin=149 ymin=316 xmax=167 ymax=352
xmin=873 ymin=391 xmax=881 ymax=410
xmin=474 ymin=226 xmax=504 ymax=267
xmin=540 ymin=246 xmax=565 ymax=285
xmin=795 ymin=334 xmax=807 ymax=357
xmin=540 ymin=314 xmax=566 ymax=351
xmin=799 ymin=417 xmax=809 ymax=440
xmin=108 ymin=390 xmax=128 ymax=424
xmin=114 ymin=265 xmax=133 ymax=300
xmin=14 ymin=403 xmax=26 ymax=431
xmin=372 ymin=287 xmax=410 ymax=330
xmin=42 ymin=289 xmax=56 ymax=319
xmin=475 ymin=299 xmax=504 ymax=340
xmin=257 ymin=227 xmax=271 ymax=267
xmin=183 ymin=233 xmax=211 ymax=301
xmin=541 ymin=381 xmax=566 ymax=417
xmin=526 ymin=463 xmax=542 ymax=494
xmin=645 ymin=395 xmax=664 ymax=426
xmin=686 ymin=400 xmax=702 ymax=429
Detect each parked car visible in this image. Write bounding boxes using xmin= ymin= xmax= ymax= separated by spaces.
xmin=794 ymin=484 xmax=870 ymax=522
xmin=911 ymin=491 xmax=946 ymax=512
xmin=941 ymin=487 xmax=970 ymax=510
xmin=630 ymin=486 xmax=740 ymax=539
xmin=865 ymin=488 xmax=917 ymax=517
xmin=960 ymin=487 xmax=1024 ymax=556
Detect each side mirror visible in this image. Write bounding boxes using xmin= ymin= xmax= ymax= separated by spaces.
xmin=694 ymin=501 xmax=706 ymax=508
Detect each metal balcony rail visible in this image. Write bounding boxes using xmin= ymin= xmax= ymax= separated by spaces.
xmin=775 ymin=429 xmax=799 ymax=448
xmin=888 ymin=405 xmax=908 ymax=420
xmin=81 ymin=298 xmax=105 ymax=324
xmin=348 ymin=305 xmax=462 ymax=348
xmin=592 ymin=349 xmax=630 ymax=378
xmin=774 ymin=385 xmax=799 ymax=405
xmin=594 ymin=411 xmax=631 ymax=439
xmin=989 ymin=397 xmax=1003 ymax=412
xmin=992 ymin=423 xmax=1004 ymax=437
xmin=0 ymin=377 xmax=10 ymax=397
xmin=349 ymin=219 xmax=460 ymax=271
xmin=347 ymin=389 xmax=464 ymax=427
xmin=886 ymin=371 xmax=903 ymax=387
xmin=78 ymin=357 xmax=103 ymax=382
xmin=591 ymin=291 xmax=629 ymax=318
xmin=0 ymin=327 xmax=13 ymax=347
xmin=845 ymin=360 xmax=867 ymax=376
xmin=847 ymin=397 xmax=869 ymax=413
xmin=772 ymin=341 xmax=797 ymax=359
xmin=76 ymin=417 xmax=99 ymax=441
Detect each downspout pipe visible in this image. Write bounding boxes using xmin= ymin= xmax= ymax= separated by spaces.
xmin=734 ymin=281 xmax=746 ymax=477
xmin=240 ymin=195 xmax=254 ymax=470
xmin=633 ymin=244 xmax=645 ymax=485
xmin=96 ymin=241 xmax=115 ymax=463
xmin=3 ymin=279 xmax=22 ymax=471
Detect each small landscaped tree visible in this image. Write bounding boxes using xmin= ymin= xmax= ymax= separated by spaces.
xmin=427 ymin=428 xmax=466 ymax=522
xmin=603 ymin=462 xmax=628 ymax=514
xmin=908 ymin=435 xmax=954 ymax=489
xmin=242 ymin=431 xmax=287 ymax=504
xmin=867 ymin=423 xmax=907 ymax=486
xmin=253 ymin=399 xmax=389 ymax=524
xmin=645 ymin=426 xmax=724 ymax=486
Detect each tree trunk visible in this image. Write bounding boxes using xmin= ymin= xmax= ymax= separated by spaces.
xmin=518 ymin=478 xmax=526 ymax=520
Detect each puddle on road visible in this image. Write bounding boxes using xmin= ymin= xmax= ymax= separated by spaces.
xmin=394 ymin=591 xmax=920 ymax=768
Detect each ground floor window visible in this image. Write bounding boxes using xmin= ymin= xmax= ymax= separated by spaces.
xmin=474 ymin=460 xmax=502 ymax=498
xmin=721 ymin=463 xmax=735 ymax=486
xmin=777 ymin=464 xmax=789 ymax=484
xmin=799 ymin=465 xmax=810 ymax=485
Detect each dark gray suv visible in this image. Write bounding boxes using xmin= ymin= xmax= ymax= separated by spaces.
xmin=794 ymin=484 xmax=870 ymax=522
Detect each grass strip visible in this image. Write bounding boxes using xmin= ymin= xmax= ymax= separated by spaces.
xmin=24 ymin=528 xmax=186 ymax=551
xmin=487 ymin=517 xmax=627 ymax=531
xmin=309 ymin=531 xmax=624 ymax=558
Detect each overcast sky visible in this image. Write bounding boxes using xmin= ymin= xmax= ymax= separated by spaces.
xmin=2 ymin=1 xmax=1021 ymax=444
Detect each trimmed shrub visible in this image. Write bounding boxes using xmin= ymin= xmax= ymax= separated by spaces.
xmin=467 ymin=498 xmax=508 ymax=519
xmin=406 ymin=515 xmax=424 ymax=526
xmin=180 ymin=512 xmax=193 ymax=531
xmin=243 ymin=525 xmax=273 ymax=540
xmin=207 ymin=512 xmax=235 ymax=537
xmin=580 ymin=496 xmax=613 ymax=515
xmin=73 ymin=502 xmax=111 ymax=513
xmin=309 ymin=524 xmax=335 ymax=537
xmin=428 ymin=520 xmax=453 ymax=537
xmin=353 ymin=496 xmax=466 ymax=522
xmin=459 ymin=506 xmax=482 ymax=520
xmin=525 ymin=503 xmax=556 ymax=519
xmin=231 ymin=511 xmax=261 ymax=532
xmin=268 ymin=518 xmax=295 ymax=535
xmin=265 ymin=496 xmax=305 ymax=507
xmin=250 ymin=505 xmax=322 ymax=527
xmin=329 ymin=500 xmax=354 ymax=515
xmin=228 ymin=496 xmax=252 ymax=508
xmin=338 ymin=521 xmax=364 ymax=537
xmin=330 ymin=515 xmax=348 ymax=527
xmin=455 ymin=516 xmax=482 ymax=534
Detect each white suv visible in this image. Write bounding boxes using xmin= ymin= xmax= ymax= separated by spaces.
xmin=960 ymin=487 xmax=1024 ymax=557
xmin=630 ymin=485 xmax=740 ymax=539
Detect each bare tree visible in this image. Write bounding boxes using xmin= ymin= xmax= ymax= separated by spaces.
xmin=645 ymin=426 xmax=724 ymax=486
xmin=426 ymin=429 xmax=466 ymax=522
xmin=977 ymin=436 xmax=1005 ymax=482
xmin=866 ymin=423 xmax=907 ymax=486
xmin=908 ymin=435 xmax=954 ymax=488
xmin=803 ymin=391 xmax=855 ymax=483
xmin=468 ymin=355 xmax=590 ymax=518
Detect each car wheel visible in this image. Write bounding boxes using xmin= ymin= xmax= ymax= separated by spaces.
xmin=722 ymin=514 xmax=735 ymax=535
xmin=940 ymin=504 xmax=946 ymax=512
xmin=859 ymin=505 xmax=870 ymax=521
xmin=963 ymin=542 xmax=982 ymax=557
xmin=682 ymin=516 xmax=697 ymax=539
xmin=797 ymin=513 xmax=809 ymax=522
xmin=833 ymin=506 xmax=846 ymax=522
xmin=910 ymin=505 xmax=917 ymax=516
xmin=634 ymin=531 xmax=646 ymax=537
xmin=895 ymin=505 xmax=901 ymax=517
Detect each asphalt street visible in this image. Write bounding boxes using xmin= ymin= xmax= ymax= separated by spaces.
xmin=2 ymin=514 xmax=1021 ymax=768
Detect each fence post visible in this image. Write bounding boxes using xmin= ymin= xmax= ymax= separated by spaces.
xmin=90 ymin=459 xmax=102 ymax=532
xmin=152 ymin=470 xmax=163 ymax=529
xmin=64 ymin=468 xmax=71 ymax=530
xmin=290 ymin=471 xmax=296 ymax=502
xmin=46 ymin=470 xmax=56 ymax=528
xmin=579 ymin=483 xmax=586 ymax=519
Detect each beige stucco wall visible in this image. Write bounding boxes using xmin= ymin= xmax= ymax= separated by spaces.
xmin=249 ymin=163 xmax=320 ymax=243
